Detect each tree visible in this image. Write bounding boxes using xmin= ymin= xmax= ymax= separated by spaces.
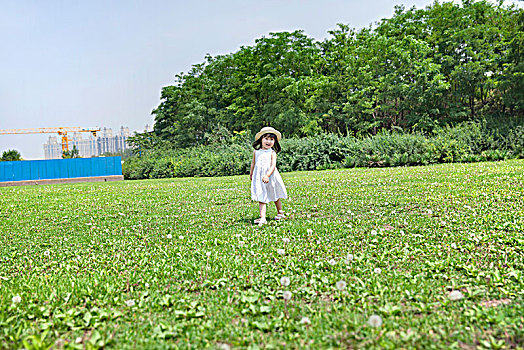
xmin=498 ymin=5 xmax=524 ymax=113
xmin=62 ymin=146 xmax=80 ymax=159
xmin=1 ymin=149 xmax=22 ymax=161
xmin=146 ymin=0 xmax=523 ymax=148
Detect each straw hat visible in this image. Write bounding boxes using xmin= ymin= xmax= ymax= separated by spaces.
xmin=255 ymin=127 xmax=282 ymax=141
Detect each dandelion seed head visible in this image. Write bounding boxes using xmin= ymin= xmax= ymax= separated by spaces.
xmin=346 ymin=254 xmax=354 ymax=263
xmin=277 ymin=249 xmax=285 ymax=255
xmin=328 ymin=259 xmax=336 ymax=266
xmin=125 ymin=299 xmax=135 ymax=307
xmin=206 ymin=251 xmax=211 ymax=257
xmin=282 ymin=237 xmax=290 ymax=244
xmin=280 ymin=277 xmax=290 ymax=287
xmin=449 ymin=290 xmax=464 ymax=301
xmin=336 ymin=280 xmax=347 ymax=290
xmin=178 ymin=235 xmax=184 ymax=240
xmin=166 ymin=234 xmax=173 ymax=239
xmin=145 ymin=283 xmax=150 ymax=288
xmin=368 ymin=314 xmax=383 ymax=327
xmin=371 ymin=229 xmax=378 ymax=236
xmin=300 ymin=316 xmax=311 ymax=324
xmin=283 ymin=291 xmax=292 ymax=301
xmin=12 ymin=295 xmax=21 ymax=304
xmin=374 ymin=267 xmax=382 ymax=275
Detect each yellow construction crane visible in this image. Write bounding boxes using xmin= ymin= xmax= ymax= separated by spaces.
xmin=0 ymin=127 xmax=101 ymax=153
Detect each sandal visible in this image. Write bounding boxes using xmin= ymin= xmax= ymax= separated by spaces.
xmin=254 ymin=218 xmax=267 ymax=225
xmin=257 ymin=219 xmax=267 ymax=226
xmin=274 ymin=211 xmax=285 ymax=220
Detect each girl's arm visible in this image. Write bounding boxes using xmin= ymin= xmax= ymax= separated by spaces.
xmin=250 ymin=150 xmax=256 ymax=181
xmin=264 ymin=151 xmax=277 ymax=179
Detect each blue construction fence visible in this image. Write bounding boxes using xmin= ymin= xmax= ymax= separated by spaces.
xmin=0 ymin=157 xmax=122 ymax=182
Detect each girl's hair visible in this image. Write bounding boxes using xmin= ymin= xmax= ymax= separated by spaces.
xmin=252 ymin=133 xmax=281 ymax=153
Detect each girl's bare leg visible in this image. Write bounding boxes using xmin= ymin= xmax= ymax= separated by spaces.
xmin=274 ymin=199 xmax=283 ymax=214
xmin=259 ymin=202 xmax=267 ymax=221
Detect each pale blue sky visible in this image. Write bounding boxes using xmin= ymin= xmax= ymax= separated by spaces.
xmin=1 ymin=0 xmax=521 ymax=159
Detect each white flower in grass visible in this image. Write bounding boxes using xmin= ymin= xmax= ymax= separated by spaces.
xmin=328 ymin=259 xmax=336 ymax=266
xmin=206 ymin=251 xmax=211 ymax=257
xmin=428 ymin=209 xmax=433 ymax=215
xmin=75 ymin=337 xmax=83 ymax=344
xmin=282 ymin=237 xmax=290 ymax=244
xmin=277 ymin=249 xmax=285 ymax=255
xmin=307 ymin=229 xmax=313 ymax=234
xmin=280 ymin=277 xmax=290 ymax=287
xmin=43 ymin=250 xmax=50 ymax=257
xmin=283 ymin=291 xmax=292 ymax=301
xmin=450 ymin=243 xmax=457 ymax=249
xmin=336 ymin=280 xmax=347 ymax=291
xmin=300 ymin=316 xmax=311 ymax=325
xmin=145 ymin=283 xmax=150 ymax=288
xmin=368 ymin=314 xmax=382 ymax=327
xmin=374 ymin=267 xmax=382 ymax=275
xmin=449 ymin=290 xmax=464 ymax=301
xmin=166 ymin=234 xmax=173 ymax=239
xmin=125 ymin=299 xmax=135 ymax=307
xmin=178 ymin=235 xmax=184 ymax=240
xmin=371 ymin=229 xmax=378 ymax=236
xmin=219 ymin=344 xmax=231 ymax=350
xmin=346 ymin=254 xmax=354 ymax=263
xmin=12 ymin=295 xmax=21 ymax=304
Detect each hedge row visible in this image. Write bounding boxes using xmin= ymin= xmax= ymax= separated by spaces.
xmin=123 ymin=122 xmax=524 ymax=180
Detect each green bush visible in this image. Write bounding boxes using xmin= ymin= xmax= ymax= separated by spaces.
xmin=124 ymin=121 xmax=523 ymax=179
xmin=505 ymin=126 xmax=524 ymax=158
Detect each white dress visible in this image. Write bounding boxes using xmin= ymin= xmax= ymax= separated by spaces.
xmin=251 ymin=148 xmax=288 ymax=203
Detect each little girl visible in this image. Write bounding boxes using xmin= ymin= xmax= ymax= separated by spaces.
xmin=250 ymin=126 xmax=288 ymax=225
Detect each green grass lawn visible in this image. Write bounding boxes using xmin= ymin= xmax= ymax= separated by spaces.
xmin=1 ymin=160 xmax=523 ymax=349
